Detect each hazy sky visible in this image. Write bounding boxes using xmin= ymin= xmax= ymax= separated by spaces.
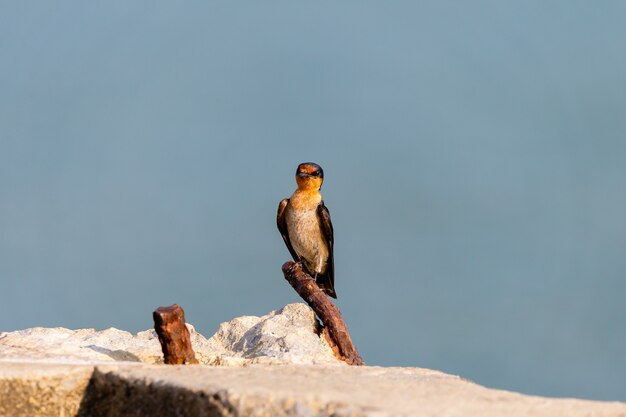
xmin=1 ymin=1 xmax=625 ymax=401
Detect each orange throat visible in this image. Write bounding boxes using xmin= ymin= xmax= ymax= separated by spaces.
xmin=290 ymin=189 xmax=322 ymax=210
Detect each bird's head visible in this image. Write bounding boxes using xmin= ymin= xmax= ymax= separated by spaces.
xmin=295 ymin=162 xmax=324 ymax=191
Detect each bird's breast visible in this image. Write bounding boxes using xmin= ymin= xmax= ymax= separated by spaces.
xmin=285 ymin=205 xmax=329 ymax=274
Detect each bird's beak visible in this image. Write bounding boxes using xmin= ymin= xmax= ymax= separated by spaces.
xmin=297 ymin=172 xmax=312 ymax=178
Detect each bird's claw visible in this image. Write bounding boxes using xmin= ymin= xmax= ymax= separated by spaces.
xmin=288 ymin=261 xmax=302 ymax=274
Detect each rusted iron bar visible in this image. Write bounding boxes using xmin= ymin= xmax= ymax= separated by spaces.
xmin=282 ymin=261 xmax=364 ymax=366
xmin=153 ymin=304 xmax=199 ymax=365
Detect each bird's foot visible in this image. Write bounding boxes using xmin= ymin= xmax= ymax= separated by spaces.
xmin=288 ymin=261 xmax=303 ymax=274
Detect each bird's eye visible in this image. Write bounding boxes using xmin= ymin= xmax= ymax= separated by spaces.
xmin=312 ymin=171 xmax=320 ymax=177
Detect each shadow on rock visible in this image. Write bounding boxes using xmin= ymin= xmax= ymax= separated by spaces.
xmin=85 ymin=345 xmax=141 ymax=362
xmin=77 ymin=368 xmax=234 ymax=417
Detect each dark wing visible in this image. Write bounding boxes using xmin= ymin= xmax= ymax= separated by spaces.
xmin=277 ymin=198 xmax=299 ymax=262
xmin=316 ymin=201 xmax=336 ymax=298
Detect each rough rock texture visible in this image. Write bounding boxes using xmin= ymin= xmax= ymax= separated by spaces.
xmin=2 ymin=304 xmax=625 ymax=416
xmin=0 ymin=303 xmax=339 ymax=366
xmin=0 ymin=363 xmax=93 ymax=417
xmin=209 ymin=303 xmax=339 ymax=366
xmin=1 ymin=363 xmax=625 ymax=417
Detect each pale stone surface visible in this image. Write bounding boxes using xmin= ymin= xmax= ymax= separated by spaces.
xmin=1 ymin=362 xmax=625 ymax=417
xmin=0 ymin=303 xmax=340 ymax=366
xmin=0 ymin=363 xmax=93 ymax=417
xmin=209 ymin=302 xmax=339 ymax=365
xmin=2 ymin=304 xmax=625 ymax=416
xmin=0 ymin=326 xmax=165 ymax=364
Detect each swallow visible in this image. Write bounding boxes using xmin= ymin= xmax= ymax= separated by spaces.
xmin=277 ymin=162 xmax=336 ymax=298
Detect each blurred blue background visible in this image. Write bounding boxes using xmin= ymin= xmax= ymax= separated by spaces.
xmin=1 ymin=1 xmax=625 ymax=401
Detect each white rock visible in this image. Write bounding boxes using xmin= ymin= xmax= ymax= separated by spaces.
xmin=3 ymin=363 xmax=625 ymax=417
xmin=209 ymin=303 xmax=339 ymax=365
xmin=0 ymin=303 xmax=341 ymax=366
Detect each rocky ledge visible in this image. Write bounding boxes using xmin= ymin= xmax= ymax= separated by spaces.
xmin=0 ymin=303 xmax=339 ymax=366
xmin=1 ymin=303 xmax=625 ymax=417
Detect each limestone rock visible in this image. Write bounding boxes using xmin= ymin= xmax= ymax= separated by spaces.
xmin=209 ymin=302 xmax=339 ymax=365
xmin=2 ymin=363 xmax=626 ymax=417
xmin=0 ymin=326 xmax=163 ymax=364
xmin=0 ymin=303 xmax=340 ymax=366
xmin=1 ymin=303 xmax=625 ymax=416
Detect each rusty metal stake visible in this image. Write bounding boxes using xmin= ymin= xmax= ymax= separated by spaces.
xmin=153 ymin=304 xmax=199 ymax=364
xmin=282 ymin=261 xmax=364 ymax=366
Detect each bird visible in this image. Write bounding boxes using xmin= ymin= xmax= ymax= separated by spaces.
xmin=277 ymin=162 xmax=336 ymax=298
